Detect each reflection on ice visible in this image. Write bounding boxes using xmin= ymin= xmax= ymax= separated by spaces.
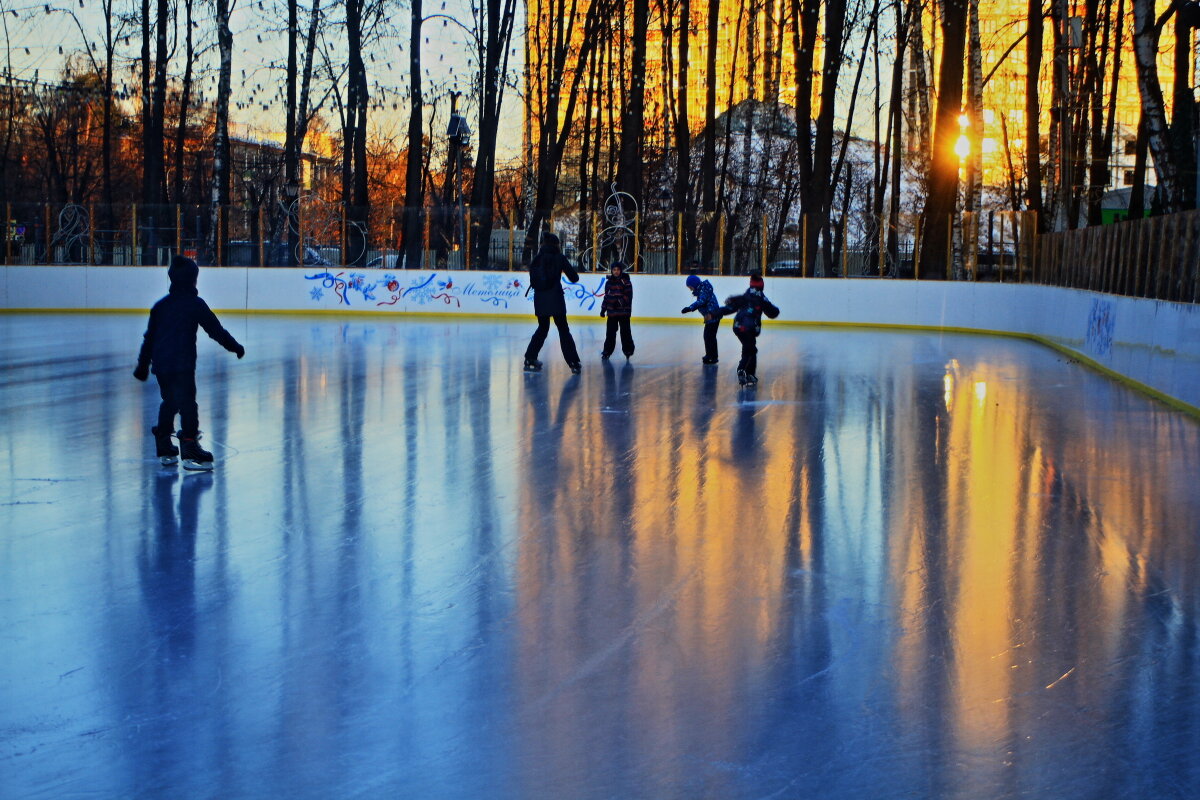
xmin=1 ymin=314 xmax=1199 ymax=798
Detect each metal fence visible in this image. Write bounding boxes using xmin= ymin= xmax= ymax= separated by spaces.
xmin=4 ymin=200 xmax=1197 ymax=304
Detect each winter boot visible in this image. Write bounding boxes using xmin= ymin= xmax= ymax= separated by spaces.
xmin=179 ymin=434 xmax=214 ymax=471
xmin=737 ymin=368 xmax=749 ymax=386
xmin=152 ymin=426 xmax=178 ymax=466
xmin=523 ymin=358 xmax=543 ymax=371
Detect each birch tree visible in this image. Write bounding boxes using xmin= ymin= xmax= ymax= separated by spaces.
xmin=1131 ymin=0 xmax=1180 ymax=212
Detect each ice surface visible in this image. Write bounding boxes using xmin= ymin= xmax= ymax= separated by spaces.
xmin=2 ymin=313 xmax=1199 ymax=798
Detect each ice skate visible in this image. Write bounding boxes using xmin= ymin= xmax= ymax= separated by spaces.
xmin=737 ymin=368 xmax=749 ymax=386
xmin=702 ymin=356 xmax=718 ymax=365
xmin=523 ymin=358 xmax=543 ymax=372
xmin=151 ymin=425 xmax=178 ymax=466
xmin=600 ymin=351 xmax=611 ymax=360
xmin=746 ymin=373 xmax=759 ymax=384
xmin=179 ymin=434 xmax=214 ymax=471
xmin=569 ymin=362 xmax=582 ymax=374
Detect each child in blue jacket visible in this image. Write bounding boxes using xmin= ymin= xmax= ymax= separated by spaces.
xmin=680 ymin=273 xmax=721 ymax=364
xmin=717 ymin=273 xmax=780 ymax=385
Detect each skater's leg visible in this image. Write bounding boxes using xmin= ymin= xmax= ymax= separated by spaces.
xmin=174 ymin=371 xmax=200 ymax=438
xmin=601 ymin=316 xmax=618 ymax=357
xmin=525 ymin=316 xmax=552 ymax=361
xmin=156 ymin=373 xmax=179 ymax=434
xmin=618 ymin=317 xmax=635 ymax=357
xmin=734 ymin=330 xmax=750 ymax=372
xmin=170 ymin=372 xmax=210 ymax=470
xmin=703 ymin=320 xmax=719 ymax=361
xmin=553 ymin=313 xmax=580 ymax=365
xmin=745 ymin=334 xmax=758 ymax=376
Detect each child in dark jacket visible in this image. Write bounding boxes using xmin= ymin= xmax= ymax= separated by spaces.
xmin=717 ymin=273 xmax=780 ymax=385
xmin=680 ymin=273 xmax=721 ymax=364
xmin=134 ymin=256 xmax=244 ymax=470
xmin=599 ymin=261 xmax=635 ymax=360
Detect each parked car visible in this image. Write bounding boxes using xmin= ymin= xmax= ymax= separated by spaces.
xmin=766 ymin=259 xmax=803 ymax=276
xmin=366 ymin=253 xmax=400 ymax=270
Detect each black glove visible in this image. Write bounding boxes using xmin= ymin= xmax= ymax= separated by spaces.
xmin=681 ymin=307 xmax=691 ymax=314
xmin=133 ymin=364 xmax=149 ymax=382
xmin=600 ymin=308 xmax=607 ymax=318
xmin=235 ymin=345 xmax=245 ymax=359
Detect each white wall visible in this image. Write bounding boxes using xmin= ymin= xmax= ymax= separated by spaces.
xmin=3 ymin=265 xmax=1199 ymax=412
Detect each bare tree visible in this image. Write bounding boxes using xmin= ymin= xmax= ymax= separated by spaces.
xmin=1131 ymin=0 xmax=1180 ymax=212
xmin=402 ymin=0 xmax=424 ymax=268
xmin=1026 ymin=0 xmax=1045 ymax=226
xmin=918 ymin=0 xmax=967 ymax=277
xmin=171 ymin=0 xmax=196 ymax=205
xmin=468 ymin=0 xmax=518 ymax=267
xmin=211 ymin=0 xmax=234 ymax=262
xmin=616 ymin=0 xmax=649 ymax=209
xmin=285 ymin=0 xmax=324 ymax=266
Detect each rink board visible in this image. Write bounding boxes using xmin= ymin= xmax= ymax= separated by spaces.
xmin=2 ymin=264 xmax=1199 ymax=412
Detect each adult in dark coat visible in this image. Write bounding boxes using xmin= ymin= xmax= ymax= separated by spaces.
xmin=524 ymin=232 xmax=582 ymax=372
xmin=599 ymin=261 xmax=635 ymax=360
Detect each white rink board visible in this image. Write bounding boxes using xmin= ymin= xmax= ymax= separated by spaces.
xmin=2 ymin=265 xmax=1199 ymax=410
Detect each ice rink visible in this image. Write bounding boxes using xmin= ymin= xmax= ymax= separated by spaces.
xmin=3 ymin=312 xmax=1200 ymax=799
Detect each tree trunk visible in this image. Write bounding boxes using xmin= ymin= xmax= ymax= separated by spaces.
xmin=1131 ymin=0 xmax=1179 ymax=212
xmin=699 ymin=0 xmax=720 ymax=269
xmin=918 ymin=0 xmax=968 ymax=278
xmin=403 ymin=0 xmax=424 ymax=269
xmin=172 ymin=0 xmax=195 ymax=205
xmin=345 ymin=0 xmax=370 ymax=266
xmin=211 ymin=0 xmax=233 ymax=263
xmin=673 ymin=0 xmax=692 ymax=261
xmin=470 ymin=0 xmax=518 ymax=268
xmin=285 ymin=0 xmax=300 ymax=266
xmin=1026 ymin=0 xmax=1044 ymax=226
xmin=964 ymin=0 xmax=982 ymax=214
xmin=1172 ymin=2 xmax=1197 ymax=210
xmin=616 ymin=0 xmax=649 ymax=208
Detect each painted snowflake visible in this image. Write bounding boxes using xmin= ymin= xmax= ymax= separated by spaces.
xmin=310 ymin=286 xmax=324 ymax=301
xmin=404 ymin=273 xmax=438 ymax=305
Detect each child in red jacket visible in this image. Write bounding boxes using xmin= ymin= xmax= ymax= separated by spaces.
xmin=717 ymin=272 xmax=780 ymax=385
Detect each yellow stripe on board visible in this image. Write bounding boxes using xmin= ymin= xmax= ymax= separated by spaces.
xmin=2 ymin=307 xmax=1196 ymax=419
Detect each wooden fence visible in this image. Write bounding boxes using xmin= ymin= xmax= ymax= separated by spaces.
xmin=1035 ymin=209 xmax=1200 ymax=304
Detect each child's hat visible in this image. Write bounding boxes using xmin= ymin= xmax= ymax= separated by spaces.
xmin=685 ymin=274 xmax=701 ymax=289
xmin=168 ymin=255 xmax=199 ymax=286
xmin=611 ymin=260 xmax=626 ymax=272
xmin=749 ymin=274 xmax=764 ymax=289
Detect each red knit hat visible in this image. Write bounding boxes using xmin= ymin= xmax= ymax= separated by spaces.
xmin=749 ymin=274 xmax=764 ymax=289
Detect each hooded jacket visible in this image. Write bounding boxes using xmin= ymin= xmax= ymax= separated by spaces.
xmin=683 ymin=279 xmax=720 ymax=316
xmin=136 ymin=282 xmax=243 ymax=374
